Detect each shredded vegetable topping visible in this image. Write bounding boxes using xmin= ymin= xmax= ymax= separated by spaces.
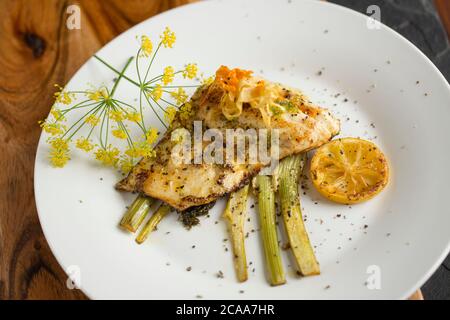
xmin=213 ymin=66 xmax=298 ymax=126
xmin=215 ymin=66 xmax=253 ymax=94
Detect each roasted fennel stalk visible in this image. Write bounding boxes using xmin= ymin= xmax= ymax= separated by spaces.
xmin=222 ymin=185 xmax=250 ymax=282
xmin=120 ymin=194 xmax=154 ymax=232
xmin=278 ymin=154 xmax=320 ymax=276
xmin=136 ymin=203 xmax=172 ymax=244
xmin=256 ymin=175 xmax=286 ymax=286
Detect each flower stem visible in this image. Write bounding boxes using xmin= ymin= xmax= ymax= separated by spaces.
xmin=60 ymin=99 xmax=92 ymax=114
xmin=143 ymin=42 xmax=162 ymax=83
xmin=161 ymin=85 xmax=200 ymax=88
xmin=93 ymin=55 xmax=140 ymax=87
xmin=135 ymin=48 xmax=144 ymax=85
xmin=61 ymin=102 xmax=104 ymax=140
xmin=111 ymin=56 xmax=134 ymax=96
xmin=146 ymin=70 xmax=183 ymax=86
xmin=110 ymin=98 xmax=137 ymax=111
xmin=159 ymin=97 xmax=179 ymax=108
xmin=66 ymin=104 xmax=104 ymax=141
xmin=99 ymin=104 xmax=109 ymax=149
xmin=143 ymin=89 xmax=167 ymax=128
xmin=139 ymin=90 xmax=146 ymax=131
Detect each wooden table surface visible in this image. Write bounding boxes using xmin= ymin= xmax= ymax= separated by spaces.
xmin=0 ymin=0 xmax=448 ymax=300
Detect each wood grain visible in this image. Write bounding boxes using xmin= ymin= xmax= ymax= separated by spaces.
xmin=0 ymin=0 xmax=195 ymax=300
xmin=0 ymin=0 xmax=435 ymax=300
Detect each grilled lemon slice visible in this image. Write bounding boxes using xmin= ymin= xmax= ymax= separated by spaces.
xmin=310 ymin=138 xmax=389 ymax=204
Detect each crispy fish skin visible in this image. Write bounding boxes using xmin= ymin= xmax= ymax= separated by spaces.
xmin=116 ymin=81 xmax=340 ymax=211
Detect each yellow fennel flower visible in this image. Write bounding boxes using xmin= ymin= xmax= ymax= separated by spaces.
xmin=54 ymin=85 xmax=74 ymax=105
xmin=136 ymin=143 xmax=156 ymax=158
xmin=50 ymin=108 xmax=65 ymax=121
xmin=140 ymin=35 xmax=153 ymax=57
xmin=164 ymin=106 xmax=177 ymax=125
xmin=183 ymin=63 xmax=198 ymax=79
xmin=85 ymin=115 xmax=100 ymax=126
xmin=160 ymin=27 xmax=176 ymax=48
xmin=125 ymin=112 xmax=141 ymax=123
xmin=119 ymin=156 xmax=135 ymax=174
xmin=125 ymin=142 xmax=155 ymax=159
xmin=109 ymin=109 xmax=125 ymax=122
xmin=170 ymin=87 xmax=188 ymax=105
xmin=94 ymin=146 xmax=120 ymax=167
xmin=151 ymin=85 xmax=163 ymax=101
xmin=179 ymin=102 xmax=193 ymax=121
xmin=87 ymin=87 xmax=108 ymax=101
xmin=40 ymin=121 xmax=64 ymax=136
xmin=125 ymin=146 xmax=140 ymax=158
xmin=146 ymin=127 xmax=159 ymax=145
xmin=76 ymin=137 xmax=94 ymax=152
xmin=55 ymin=92 xmax=72 ymax=105
xmin=48 ymin=137 xmax=70 ymax=168
xmin=112 ymin=128 xmax=127 ymax=140
xmin=49 ymin=137 xmax=69 ymax=151
xmin=162 ymin=66 xmax=174 ymax=85
xmin=49 ymin=148 xmax=70 ymax=168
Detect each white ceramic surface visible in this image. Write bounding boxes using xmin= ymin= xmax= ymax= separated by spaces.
xmin=34 ymin=0 xmax=450 ymax=299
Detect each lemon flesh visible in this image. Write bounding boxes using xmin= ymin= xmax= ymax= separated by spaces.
xmin=310 ymin=138 xmax=389 ymax=204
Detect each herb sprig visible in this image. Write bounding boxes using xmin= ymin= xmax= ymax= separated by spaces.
xmin=40 ymin=27 xmax=202 ymax=173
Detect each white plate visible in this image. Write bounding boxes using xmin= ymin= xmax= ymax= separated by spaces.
xmin=35 ymin=0 xmax=450 ymax=299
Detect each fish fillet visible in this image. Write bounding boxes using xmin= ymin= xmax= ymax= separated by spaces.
xmin=116 ymin=68 xmax=340 ymax=211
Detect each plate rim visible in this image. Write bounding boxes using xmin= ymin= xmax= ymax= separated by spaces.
xmin=34 ymin=0 xmax=450 ymax=300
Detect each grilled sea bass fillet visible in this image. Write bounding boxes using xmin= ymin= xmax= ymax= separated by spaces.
xmin=116 ymin=67 xmax=340 ymax=211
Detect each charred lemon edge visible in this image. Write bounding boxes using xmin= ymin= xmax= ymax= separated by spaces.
xmin=310 ymin=137 xmax=389 ymax=205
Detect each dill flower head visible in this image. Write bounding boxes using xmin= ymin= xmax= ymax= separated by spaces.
xmin=76 ymin=137 xmax=94 ymax=152
xmin=50 ymin=148 xmax=70 ymax=167
xmin=39 ymin=121 xmax=64 ymax=136
xmin=42 ymin=31 xmax=200 ymax=172
xmin=151 ymin=84 xmax=163 ymax=101
xmin=126 ymin=142 xmax=155 ymax=159
xmin=112 ymin=128 xmax=127 ymax=140
xmin=162 ymin=66 xmax=174 ymax=85
xmin=119 ymin=155 xmax=135 ymax=174
xmin=94 ymin=145 xmax=120 ymax=167
xmin=50 ymin=108 xmax=65 ymax=121
xmin=109 ymin=110 xmax=125 ymax=122
xmin=48 ymin=138 xmax=70 ymax=168
xmin=164 ymin=106 xmax=177 ymax=125
xmin=49 ymin=137 xmax=69 ymax=151
xmin=125 ymin=146 xmax=140 ymax=158
xmin=136 ymin=143 xmax=156 ymax=158
xmin=179 ymin=102 xmax=193 ymax=121
xmin=54 ymin=85 xmax=74 ymax=105
xmin=146 ymin=127 xmax=159 ymax=145
xmin=140 ymin=35 xmax=153 ymax=57
xmin=125 ymin=112 xmax=141 ymax=123
xmin=87 ymin=87 xmax=109 ymax=101
xmin=183 ymin=63 xmax=198 ymax=79
xmin=85 ymin=115 xmax=100 ymax=126
xmin=170 ymin=87 xmax=188 ymax=105
xmin=160 ymin=27 xmax=176 ymax=48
